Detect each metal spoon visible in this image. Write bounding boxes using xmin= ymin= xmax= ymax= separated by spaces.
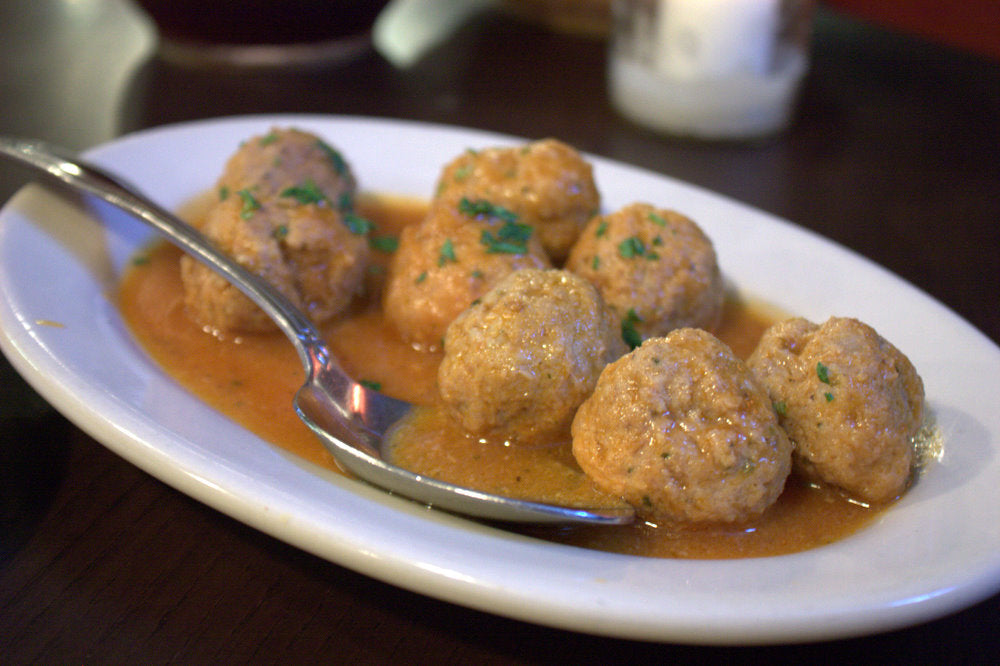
xmin=0 ymin=136 xmax=634 ymax=525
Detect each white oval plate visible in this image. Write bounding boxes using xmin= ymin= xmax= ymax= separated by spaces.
xmin=2 ymin=115 xmax=999 ymax=645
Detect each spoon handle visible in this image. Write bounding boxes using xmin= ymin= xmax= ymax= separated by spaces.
xmin=0 ymin=136 xmax=636 ymax=525
xmin=0 ymin=136 xmax=325 ymax=367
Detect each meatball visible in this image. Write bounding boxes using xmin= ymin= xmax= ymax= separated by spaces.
xmin=566 ymin=203 xmax=724 ymax=342
xmin=383 ymin=199 xmax=550 ymax=350
xmin=181 ymin=193 xmax=370 ymax=333
xmin=438 ymin=269 xmax=627 ymax=445
xmin=572 ymin=328 xmax=792 ymax=523
xmin=433 ymin=138 xmax=600 ymax=262
xmin=747 ymin=317 xmax=924 ymax=504
xmin=217 ymin=127 xmax=356 ymax=211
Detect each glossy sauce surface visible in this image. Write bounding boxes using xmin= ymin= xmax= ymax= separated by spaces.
xmin=117 ymin=193 xmax=881 ymax=559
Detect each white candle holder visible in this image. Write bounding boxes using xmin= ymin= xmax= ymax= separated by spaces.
xmin=608 ymin=0 xmax=815 ymax=140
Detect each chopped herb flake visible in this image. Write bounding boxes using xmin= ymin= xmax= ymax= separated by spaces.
xmin=824 ymin=391 xmax=835 ymax=402
xmin=219 ymin=185 xmax=229 ymax=201
xmin=591 ymin=255 xmax=600 ymax=270
xmin=622 ymin=308 xmax=643 ymax=349
xmin=481 ymin=219 xmax=533 ymax=254
xmin=618 ymin=236 xmax=646 ymax=259
xmin=237 ymin=189 xmax=261 ymax=219
xmin=458 ymin=197 xmax=518 ymax=223
xmin=272 ymin=224 xmax=289 ymax=240
xmin=415 ymin=271 xmax=428 ymax=284
xmin=259 ymin=132 xmax=279 ymax=146
xmin=280 ymin=180 xmax=327 ymax=205
xmin=438 ymin=238 xmax=457 ymax=266
xmin=774 ymin=400 xmax=787 ymax=416
xmin=595 ymin=220 xmax=608 ymax=237
xmin=359 ymin=379 xmax=382 ymax=391
xmin=369 ymin=236 xmax=399 ymax=253
xmin=344 ymin=213 xmax=374 ymax=235
xmin=316 ymin=139 xmax=348 ymax=175
xmin=817 ymin=362 xmax=831 ymax=384
xmin=648 ymin=212 xmax=667 ymax=227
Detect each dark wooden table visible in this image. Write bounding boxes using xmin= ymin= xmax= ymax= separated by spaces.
xmin=2 ymin=1 xmax=998 ymax=661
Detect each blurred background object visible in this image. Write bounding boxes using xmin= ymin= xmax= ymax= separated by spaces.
xmin=374 ymin=0 xmax=494 ymax=68
xmin=607 ymin=0 xmax=816 ymax=140
xmin=132 ymin=0 xmax=391 ymax=67
xmin=497 ymin=0 xmax=1000 ymax=64
xmin=825 ymin=0 xmax=1000 ymax=60
xmin=500 ymin=0 xmax=612 ymax=37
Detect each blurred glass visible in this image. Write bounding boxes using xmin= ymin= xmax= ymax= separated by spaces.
xmin=133 ymin=0 xmax=391 ymax=67
xmin=608 ymin=0 xmax=815 ymax=140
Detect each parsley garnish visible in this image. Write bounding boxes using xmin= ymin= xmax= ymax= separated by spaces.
xmin=272 ymin=225 xmax=289 ymax=240
xmin=595 ymin=220 xmax=608 ymax=237
xmin=415 ymin=271 xmax=428 ymax=284
xmin=481 ymin=220 xmax=532 ymax=254
xmin=622 ymin=308 xmax=643 ymax=349
xmin=648 ymin=212 xmax=667 ymax=227
xmin=774 ymin=400 xmax=788 ymax=416
xmin=359 ymin=379 xmax=382 ymax=391
xmin=316 ymin=139 xmax=348 ymax=175
xmin=816 ymin=362 xmax=831 ymax=384
xmin=438 ymin=238 xmax=457 ymax=266
xmin=618 ymin=236 xmax=646 ymax=259
xmin=458 ymin=197 xmax=519 ymax=223
xmin=237 ymin=189 xmax=261 ymax=219
xmin=344 ymin=213 xmax=373 ymax=235
xmin=219 ymin=185 xmax=229 ymax=201
xmin=369 ymin=236 xmax=398 ymax=253
xmin=591 ymin=255 xmax=600 ymax=270
xmin=824 ymin=392 xmax=835 ymax=402
xmin=280 ymin=180 xmax=327 ymax=205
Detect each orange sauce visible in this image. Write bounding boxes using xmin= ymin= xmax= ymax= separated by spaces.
xmin=117 ymin=193 xmax=881 ymax=559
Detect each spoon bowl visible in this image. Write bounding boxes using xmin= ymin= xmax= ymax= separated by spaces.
xmin=0 ymin=136 xmax=634 ymax=525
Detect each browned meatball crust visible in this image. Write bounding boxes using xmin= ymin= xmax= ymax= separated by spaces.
xmin=383 ymin=200 xmax=551 ymax=350
xmin=433 ymin=138 xmax=600 ymax=262
xmin=181 ymin=194 xmax=370 ymax=333
xmin=217 ymin=127 xmax=356 ymax=211
xmin=572 ymin=329 xmax=792 ymax=523
xmin=438 ymin=269 xmax=627 ymax=445
xmin=747 ymin=317 xmax=925 ymax=504
xmin=566 ymin=203 xmax=724 ymax=342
